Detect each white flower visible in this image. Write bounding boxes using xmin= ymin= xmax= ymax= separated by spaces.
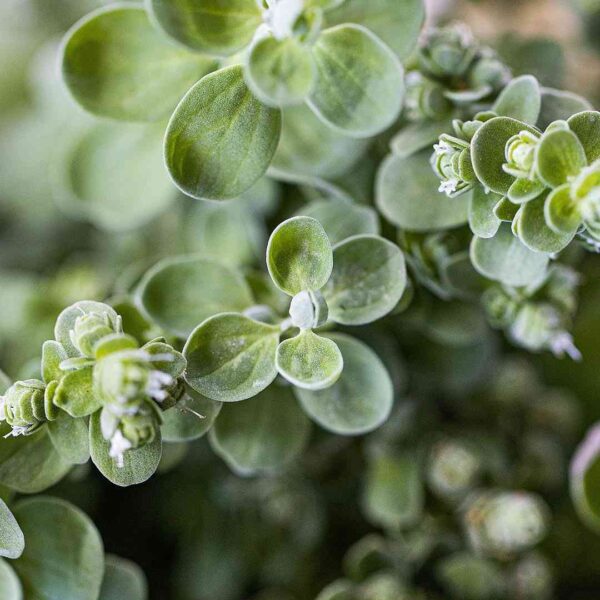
xmin=263 ymin=0 xmax=304 ymax=40
xmin=109 ymin=429 xmax=133 ymax=469
xmin=146 ymin=370 xmax=174 ymax=403
xmin=550 ymin=331 xmax=582 ymax=361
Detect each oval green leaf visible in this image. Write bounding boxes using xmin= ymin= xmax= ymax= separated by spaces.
xmin=209 ymin=386 xmax=311 ymax=474
xmin=184 ymin=313 xmax=280 ymax=402
xmin=276 ymin=331 xmax=343 ymax=390
xmin=567 ymin=110 xmax=600 ymax=164
xmin=61 ymin=5 xmax=217 ymax=121
xmin=294 ymin=333 xmax=393 ymax=435
xmin=492 ymin=75 xmax=541 ymax=125
xmin=307 ymin=24 xmax=404 ymax=138
xmin=47 ymin=416 xmax=90 ymax=465
xmin=165 ymin=65 xmax=282 ymax=200
xmin=538 ymin=88 xmax=592 ymax=130
xmin=267 ymin=216 xmax=333 ymax=295
xmin=12 ymin=497 xmax=104 ymax=600
xmin=470 ymin=223 xmax=549 ymax=287
xmin=0 ymin=559 xmax=22 ymax=600
xmin=89 ymin=412 xmax=162 ymax=487
xmin=246 ymin=36 xmax=316 ymax=107
xmin=138 ymin=255 xmax=253 ymax=338
xmin=99 ymin=555 xmax=148 ymax=600
xmin=471 ymin=117 xmax=539 ymax=195
xmin=324 ymin=235 xmax=406 ymax=325
xmin=468 ymin=185 xmax=501 ymax=239
xmin=147 ymin=0 xmax=261 ymax=56
xmin=545 ymin=183 xmax=582 ymax=234
xmin=535 ymin=128 xmax=587 ymax=188
xmin=376 ymin=152 xmax=469 ymax=231
xmin=161 ymin=388 xmax=222 ymax=442
xmin=0 ymin=499 xmax=24 ymax=559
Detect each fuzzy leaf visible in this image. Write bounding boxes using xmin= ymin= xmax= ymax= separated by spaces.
xmin=61 ymin=5 xmax=216 ymax=121
xmin=89 ymin=412 xmax=162 ymax=487
xmin=325 ymin=0 xmax=425 ymax=59
xmin=470 ymin=223 xmax=549 ymax=286
xmin=308 ymin=24 xmax=404 ymax=138
xmin=538 ymin=88 xmax=592 ymax=130
xmin=99 ymin=555 xmax=148 ymax=600
xmin=138 ymin=255 xmax=253 ymax=338
xmin=276 ymin=331 xmax=343 ymax=390
xmin=507 ymin=177 xmax=545 ymax=204
xmin=147 ymin=0 xmax=261 ymax=56
xmin=184 ymin=313 xmax=280 ymax=402
xmin=12 ymin=498 xmax=104 ymax=600
xmin=246 ymin=36 xmax=316 ymax=107
xmin=471 ymin=117 xmax=539 ymax=195
xmin=47 ymin=416 xmax=90 ymax=465
xmin=468 ymin=185 xmax=501 ymax=239
xmin=390 ymin=118 xmax=453 ymax=158
xmin=165 ymin=65 xmax=282 ymax=200
xmin=267 ymin=216 xmax=333 ymax=295
xmin=0 ymin=499 xmax=24 ymax=559
xmin=515 ymin=194 xmax=575 ymax=253
xmin=294 ymin=334 xmax=393 ymax=435
xmin=545 ymin=183 xmax=582 ymax=234
xmin=209 ymin=386 xmax=310 ymax=474
xmin=41 ymin=341 xmax=68 ymax=385
xmin=0 ymin=559 xmax=22 ymax=600
xmin=492 ymin=75 xmax=541 ymax=124
xmin=161 ymin=389 xmax=222 ymax=442
xmin=567 ymin=111 xmax=600 ymax=164
xmin=324 ymin=235 xmax=406 ymax=325
xmin=54 ymin=367 xmax=100 ymax=418
xmin=376 ymin=152 xmax=469 ymax=231
xmin=536 ymin=128 xmax=587 ymax=188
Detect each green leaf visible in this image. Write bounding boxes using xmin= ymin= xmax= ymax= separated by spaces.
xmin=12 ymin=497 xmax=104 ymax=600
xmin=308 ymin=24 xmax=404 ymax=138
xmin=468 ymin=185 xmax=501 ymax=238
xmin=142 ymin=341 xmax=186 ymax=378
xmin=571 ymin=424 xmax=600 ymax=532
xmin=161 ymin=388 xmax=222 ymax=442
xmin=138 ymin=255 xmax=254 ymax=338
xmin=507 ymin=177 xmax=545 ymax=204
xmin=54 ymin=367 xmax=100 ymax=418
xmin=324 ymin=235 xmax=406 ymax=325
xmin=471 ymin=117 xmax=539 ymax=195
xmin=0 ymin=498 xmax=24 ymax=559
xmin=538 ymin=88 xmax=592 ymax=130
xmin=99 ymin=555 xmax=148 ymax=600
xmin=0 ymin=426 xmax=71 ymax=494
xmin=271 ymin=104 xmax=368 ymax=179
xmin=0 ymin=373 xmax=10 ymax=395
xmin=89 ymin=411 xmax=162 ymax=487
xmin=61 ymin=5 xmax=217 ymax=121
xmin=470 ymin=223 xmax=549 ymax=287
xmin=390 ymin=118 xmax=453 ymax=158
xmin=146 ymin=0 xmax=261 ymax=56
xmin=545 ymin=183 xmax=582 ymax=234
xmin=325 ymin=0 xmax=425 ymax=60
xmin=294 ymin=334 xmax=393 ymax=435
xmin=184 ymin=313 xmax=280 ymax=402
xmin=209 ymin=386 xmax=311 ymax=474
xmin=298 ymin=199 xmax=379 ymax=245
xmin=165 ymin=65 xmax=282 ymax=200
xmin=42 ymin=341 xmax=68 ymax=385
xmin=363 ymin=452 xmax=423 ymax=529
xmin=516 ymin=193 xmax=575 ymax=253
xmin=55 ymin=301 xmax=120 ymax=358
xmin=0 ymin=559 xmax=22 ymax=600
xmin=492 ymin=75 xmax=541 ymax=124
xmin=493 ymin=196 xmax=519 ymax=222
xmin=267 ymin=216 xmax=333 ymax=295
xmin=535 ymin=128 xmax=587 ymax=188
xmin=54 ymin=121 xmax=176 ymax=232
xmin=567 ymin=111 xmax=600 ymax=164
xmin=276 ymin=331 xmax=343 ymax=390
xmin=246 ymin=36 xmax=316 ymax=107
xmin=437 ymin=552 xmax=504 ymax=600
xmin=376 ymin=152 xmax=469 ymax=231
xmin=47 ymin=416 xmax=90 ymax=465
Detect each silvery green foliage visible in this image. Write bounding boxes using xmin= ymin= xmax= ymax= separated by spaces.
xmin=0 ymin=300 xmax=187 ymax=485
xmin=60 ymin=0 xmax=423 ymax=200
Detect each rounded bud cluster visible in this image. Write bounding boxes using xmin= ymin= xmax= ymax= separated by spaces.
xmin=468 ymin=51 xmax=511 ymax=94
xmin=289 ymin=289 xmax=329 ymax=330
xmin=464 ymin=491 xmax=550 ymax=558
xmin=404 ymin=71 xmax=450 ymax=121
xmin=0 ymin=379 xmax=47 ymax=435
xmin=70 ymin=310 xmax=121 ymax=358
xmin=503 ymin=131 xmax=540 ymax=180
xmin=419 ymin=23 xmax=477 ymax=78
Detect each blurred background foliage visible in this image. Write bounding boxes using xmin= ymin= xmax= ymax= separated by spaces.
xmin=2 ymin=0 xmax=600 ymax=598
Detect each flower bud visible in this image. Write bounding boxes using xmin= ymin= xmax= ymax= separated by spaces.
xmin=431 ymin=134 xmax=476 ymax=197
xmin=289 ymin=289 xmax=329 ymax=330
xmin=428 ymin=439 xmax=481 ymax=500
xmin=503 ymin=131 xmax=540 ymax=180
xmin=70 ymin=310 xmax=121 ymax=358
xmin=482 ymin=287 xmax=519 ymax=328
xmin=419 ymin=23 xmax=477 ymax=78
xmin=0 ymin=379 xmax=46 ymax=435
xmin=464 ymin=490 xmax=550 ymax=558
xmin=404 ymin=71 xmax=451 ymax=121
xmin=468 ymin=52 xmax=512 ymax=94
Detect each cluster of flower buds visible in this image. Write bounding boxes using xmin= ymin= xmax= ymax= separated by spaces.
xmin=482 ymin=265 xmax=581 ymax=359
xmin=0 ymin=301 xmax=186 ymax=467
xmin=405 ymin=23 xmax=511 ymax=121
